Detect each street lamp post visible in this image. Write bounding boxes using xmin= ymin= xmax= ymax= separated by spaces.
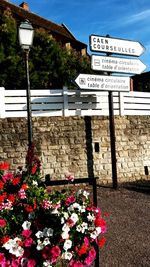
xmin=18 ymin=20 xmax=34 ymax=148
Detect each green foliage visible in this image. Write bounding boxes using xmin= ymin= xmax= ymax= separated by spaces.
xmin=0 ymin=10 xmax=91 ymax=89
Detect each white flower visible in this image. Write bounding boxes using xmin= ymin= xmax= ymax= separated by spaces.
xmin=3 ymin=238 xmax=24 ymax=257
xmin=76 ymin=225 xmax=82 ymax=232
xmin=43 ymin=238 xmax=51 ymax=246
xmin=80 ymin=205 xmax=86 ymax=213
xmin=83 ymin=190 xmax=90 ymax=198
xmin=68 ymin=205 xmax=74 ymax=212
xmin=28 ymin=212 xmax=35 ymax=220
xmin=43 ymin=227 xmax=53 ymax=237
xmin=62 ymin=224 xmax=70 ymax=233
xmin=51 ymin=208 xmax=59 ymax=214
xmin=90 ymin=227 xmax=101 ymax=239
xmin=77 ymin=189 xmax=82 ymax=195
xmin=22 ymin=221 xmax=31 ymax=230
xmin=87 ymin=213 xmax=95 ymax=222
xmin=32 ymin=180 xmax=38 ymax=186
xmin=61 ymin=213 xmax=68 ymax=224
xmin=72 ymin=203 xmax=81 ymax=210
xmin=35 ymin=231 xmax=44 ymax=239
xmin=61 ymin=217 xmax=65 ymax=224
xmin=70 ymin=213 xmax=78 ymax=224
xmin=61 ymin=231 xmax=69 ymax=240
xmin=90 ymin=231 xmax=97 ymax=239
xmin=63 ymin=212 xmax=69 ymax=220
xmin=63 ymin=239 xmax=72 ymax=251
xmin=62 ymin=252 xmax=73 ymax=260
xmin=80 ymin=222 xmax=88 ymax=233
xmin=96 ymin=226 xmax=102 ymax=235
xmin=36 ymin=240 xmax=44 ymax=250
xmin=43 ymin=260 xmax=52 ymax=267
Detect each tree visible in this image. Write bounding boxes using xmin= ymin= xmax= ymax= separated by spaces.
xmin=0 ymin=9 xmax=91 ymax=89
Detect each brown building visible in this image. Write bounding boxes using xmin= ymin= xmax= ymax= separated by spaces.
xmin=0 ymin=0 xmax=87 ymax=56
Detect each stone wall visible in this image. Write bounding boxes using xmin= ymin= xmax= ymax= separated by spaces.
xmin=0 ymin=116 xmax=150 ymax=184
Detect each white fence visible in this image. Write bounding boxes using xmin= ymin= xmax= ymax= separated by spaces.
xmin=0 ymin=87 xmax=150 ymax=118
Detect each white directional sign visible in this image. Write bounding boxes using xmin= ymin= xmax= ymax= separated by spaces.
xmin=75 ymin=74 xmax=130 ymax=91
xmin=91 ymin=55 xmax=146 ymax=74
xmin=90 ymin=35 xmax=145 ymax=56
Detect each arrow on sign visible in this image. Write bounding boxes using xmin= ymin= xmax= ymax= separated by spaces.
xmin=75 ymin=74 xmax=130 ymax=92
xmin=90 ymin=35 xmax=145 ymax=56
xmin=91 ymin=55 xmax=147 ymax=74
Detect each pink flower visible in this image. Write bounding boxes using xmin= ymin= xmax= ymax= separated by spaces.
xmin=24 ymin=238 xmax=33 ymax=247
xmin=89 ymin=247 xmax=96 ymax=259
xmin=84 ymin=237 xmax=89 ymax=246
xmin=12 ymin=258 xmax=20 ymax=267
xmin=22 ymin=229 xmax=32 ymax=238
xmin=27 ymin=259 xmax=36 ymax=267
xmin=42 ymin=199 xmax=52 ymax=209
xmin=84 ymin=256 xmax=93 ymax=266
xmin=65 ymin=195 xmax=76 ymax=206
xmin=2 ymin=172 xmax=13 ymax=183
xmin=65 ymin=173 xmax=74 ymax=182
xmin=51 ymin=257 xmax=57 ymax=263
xmin=18 ymin=189 xmax=26 ymax=199
xmin=70 ymin=260 xmax=84 ymax=267
xmin=51 ymin=246 xmax=61 ymax=257
xmin=0 ymin=219 xmax=6 ymax=228
xmin=0 ymin=253 xmax=6 ymax=265
xmin=42 ymin=246 xmax=51 ymax=259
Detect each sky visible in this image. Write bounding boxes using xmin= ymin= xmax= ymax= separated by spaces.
xmin=10 ymin=0 xmax=150 ymax=73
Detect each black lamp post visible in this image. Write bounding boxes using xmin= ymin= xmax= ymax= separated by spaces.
xmin=18 ymin=20 xmax=34 ymax=148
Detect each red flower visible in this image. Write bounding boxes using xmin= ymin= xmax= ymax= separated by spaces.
xmin=12 ymin=177 xmax=20 ymax=185
xmin=24 ymin=237 xmax=33 ymax=247
xmin=27 ymin=259 xmax=36 ymax=267
xmin=22 ymin=229 xmax=32 ymax=238
xmin=94 ymin=217 xmax=106 ymax=233
xmin=0 ymin=235 xmax=10 ymax=245
xmin=31 ymin=165 xmax=37 ymax=175
xmin=21 ymin=183 xmax=28 ymax=190
xmin=98 ymin=236 xmax=106 ymax=248
xmin=0 ymin=181 xmax=4 ymax=190
xmin=0 ymin=162 xmax=10 ymax=171
xmin=42 ymin=246 xmax=51 ymax=259
xmin=0 ymin=219 xmax=6 ymax=228
xmin=25 ymin=204 xmax=34 ymax=213
xmin=65 ymin=195 xmax=76 ymax=206
xmin=0 ymin=193 xmax=7 ymax=203
xmin=78 ymin=244 xmax=88 ymax=256
xmin=7 ymin=194 xmax=15 ymax=203
xmin=51 ymin=246 xmax=61 ymax=257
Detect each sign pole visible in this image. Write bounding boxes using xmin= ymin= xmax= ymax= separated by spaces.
xmin=105 ymin=35 xmax=118 ymax=190
xmin=108 ymin=91 xmax=118 ymax=189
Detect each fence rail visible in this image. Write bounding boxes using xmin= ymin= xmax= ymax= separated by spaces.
xmin=0 ymin=87 xmax=150 ymax=118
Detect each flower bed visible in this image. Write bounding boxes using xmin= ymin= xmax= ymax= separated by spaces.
xmin=0 ymin=148 xmax=107 ymax=267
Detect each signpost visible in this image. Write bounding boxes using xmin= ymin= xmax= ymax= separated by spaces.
xmin=75 ymin=73 xmax=130 ymax=91
xmin=74 ymin=35 xmax=146 ymax=195
xmin=90 ymin=35 xmax=145 ymax=56
xmin=91 ymin=55 xmax=146 ymax=74
xmin=75 ymin=34 xmax=146 ymax=267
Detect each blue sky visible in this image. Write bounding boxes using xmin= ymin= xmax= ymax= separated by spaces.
xmin=11 ymin=0 xmax=150 ymax=72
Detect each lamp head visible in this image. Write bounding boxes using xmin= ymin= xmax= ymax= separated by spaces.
xmin=19 ymin=20 xmax=34 ymax=50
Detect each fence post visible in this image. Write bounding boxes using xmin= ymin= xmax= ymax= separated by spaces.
xmin=119 ymin=92 xmax=125 ymax=116
xmin=0 ymin=87 xmax=5 ymax=118
xmin=63 ymin=86 xmax=69 ymax=116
